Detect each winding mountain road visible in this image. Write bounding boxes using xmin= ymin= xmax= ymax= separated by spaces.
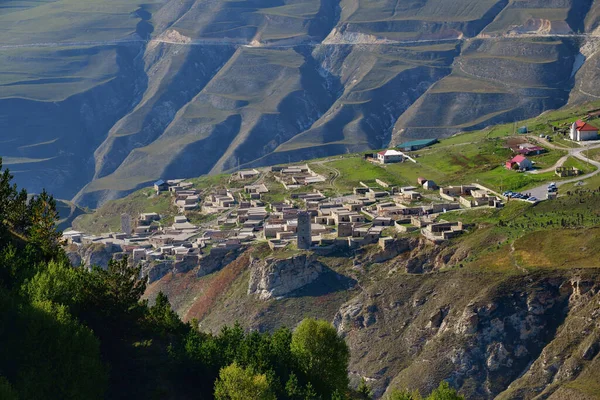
xmin=526 ymin=137 xmax=600 ymax=199
xmin=2 ymin=32 xmax=600 ymax=51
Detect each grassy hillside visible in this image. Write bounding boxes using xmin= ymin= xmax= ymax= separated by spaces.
xmin=72 ymin=99 xmax=600 ymax=233
xmin=3 ymin=0 xmax=600 ymax=207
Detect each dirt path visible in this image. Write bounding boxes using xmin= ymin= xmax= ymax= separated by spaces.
xmin=509 ymin=240 xmax=528 ymax=274
xmin=528 ymin=154 xmax=569 ymax=174
xmin=313 ymin=159 xmax=341 ymax=195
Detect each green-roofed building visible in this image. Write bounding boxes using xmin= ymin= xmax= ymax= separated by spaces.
xmin=396 ymin=138 xmax=438 ymax=151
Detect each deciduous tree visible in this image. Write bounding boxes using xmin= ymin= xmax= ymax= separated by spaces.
xmin=214 ymin=362 xmax=276 ymax=400
xmin=291 ymin=318 xmax=349 ymax=397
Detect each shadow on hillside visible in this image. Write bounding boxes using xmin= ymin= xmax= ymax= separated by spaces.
xmin=287 ymin=267 xmax=357 ymax=298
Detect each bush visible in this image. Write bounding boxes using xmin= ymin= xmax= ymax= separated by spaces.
xmin=214 ymin=362 xmax=276 ymax=400
xmin=387 ymin=382 xmax=464 ymax=400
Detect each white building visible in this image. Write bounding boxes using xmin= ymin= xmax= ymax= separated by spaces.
xmin=377 ymin=149 xmax=404 ymax=164
xmin=570 ymin=120 xmax=599 ymax=141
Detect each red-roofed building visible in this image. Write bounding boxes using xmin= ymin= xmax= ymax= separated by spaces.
xmin=505 ymin=155 xmax=533 ymax=170
xmin=519 ymin=145 xmax=546 ymax=155
xmin=570 ymin=120 xmax=599 ymax=141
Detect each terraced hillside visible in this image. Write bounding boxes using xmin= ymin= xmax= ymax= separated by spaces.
xmin=3 ymin=0 xmax=600 ymax=207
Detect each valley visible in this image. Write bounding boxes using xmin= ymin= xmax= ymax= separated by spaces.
xmin=4 ymin=0 xmax=600 ymax=207
xmin=5 ymin=1 xmax=600 ymax=399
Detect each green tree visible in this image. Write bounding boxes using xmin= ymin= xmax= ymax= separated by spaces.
xmin=304 ymin=382 xmax=317 ymax=400
xmin=27 ymin=189 xmax=61 ymax=258
xmin=387 ymin=382 xmax=463 ymax=400
xmin=358 ymin=378 xmax=372 ymax=399
xmin=0 ymin=158 xmax=16 ymax=238
xmin=214 ymin=363 xmax=276 ymax=400
xmin=388 ymin=389 xmax=422 ymax=400
xmin=0 ymin=376 xmax=18 ymax=400
xmin=291 ymin=318 xmax=350 ymax=397
xmin=24 ymin=259 xmax=82 ymax=307
xmin=146 ymin=291 xmax=186 ymax=335
xmin=426 ymin=382 xmax=464 ymax=400
xmin=86 ymin=256 xmax=147 ymax=326
xmin=285 ymin=372 xmax=303 ymax=399
xmin=6 ymin=188 xmax=29 ymax=234
xmin=0 ymin=296 xmax=107 ymax=400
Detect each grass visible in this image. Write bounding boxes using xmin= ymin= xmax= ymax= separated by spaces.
xmin=72 ymin=188 xmax=176 ymax=234
xmin=529 ymin=150 xmax=567 ymax=169
xmin=316 ymin=157 xmax=412 ymax=192
xmin=562 ymin=156 xmax=596 ymax=175
xmin=477 ymin=167 xmax=556 ymax=192
xmin=564 ymin=366 xmax=600 ymax=398
xmin=439 ymin=191 xmax=600 ymax=271
xmin=393 ymin=133 xmax=563 ymax=192
xmin=513 ymin=228 xmax=600 ymax=269
xmin=0 ymin=46 xmax=120 ymax=101
xmin=346 ymin=0 xmax=500 ymax=24
xmin=584 ymin=147 xmax=600 ymax=162
xmin=483 ymin=7 xmax=569 ymax=34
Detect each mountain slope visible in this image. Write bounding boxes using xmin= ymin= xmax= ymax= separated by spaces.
xmin=3 ymin=0 xmax=600 ymax=206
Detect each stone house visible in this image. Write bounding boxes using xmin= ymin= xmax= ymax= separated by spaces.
xmin=421 ymin=221 xmax=464 ymax=242
xmin=154 ymin=180 xmax=169 ymax=193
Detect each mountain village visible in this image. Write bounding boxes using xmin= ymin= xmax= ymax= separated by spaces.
xmin=62 ymin=117 xmax=600 ymax=281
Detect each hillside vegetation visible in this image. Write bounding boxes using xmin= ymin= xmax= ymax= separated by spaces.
xmin=4 ymin=0 xmax=600 ymax=206
xmin=6 ymin=158 xmax=475 ymax=400
xmin=68 ymin=101 xmax=600 ymax=399
xmin=74 ymin=100 xmax=600 ymax=232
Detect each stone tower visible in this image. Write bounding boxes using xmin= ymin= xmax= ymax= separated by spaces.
xmin=120 ymin=213 xmax=132 ymax=236
xmin=297 ymin=211 xmax=312 ymax=250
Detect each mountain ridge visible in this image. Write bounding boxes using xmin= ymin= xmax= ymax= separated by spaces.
xmin=3 ymin=0 xmax=600 ymax=207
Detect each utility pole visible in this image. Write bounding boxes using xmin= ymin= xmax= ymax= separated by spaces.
xmin=587 ymin=143 xmax=590 ymax=162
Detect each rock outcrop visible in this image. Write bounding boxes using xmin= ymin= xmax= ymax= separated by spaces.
xmin=140 ymin=238 xmax=600 ymax=400
xmin=65 ymin=243 xmax=122 ymax=269
xmin=197 ymin=249 xmax=242 ymax=278
xmin=139 ymin=249 xmax=242 ymax=284
xmin=141 ymin=261 xmax=174 ymax=284
xmin=248 ymin=253 xmax=324 ymax=300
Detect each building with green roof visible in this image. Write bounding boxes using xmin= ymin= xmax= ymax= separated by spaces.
xmin=396 ymin=138 xmax=438 ymax=151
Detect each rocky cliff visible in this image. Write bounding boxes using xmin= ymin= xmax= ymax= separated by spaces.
xmin=142 ymin=240 xmax=600 ymax=400
xmin=247 ymin=253 xmax=324 ymax=300
xmin=66 ymin=243 xmax=122 ymax=269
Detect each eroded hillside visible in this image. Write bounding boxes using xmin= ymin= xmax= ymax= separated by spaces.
xmin=143 ymin=239 xmax=600 ymax=400
xmin=3 ymin=0 xmax=600 ymax=206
